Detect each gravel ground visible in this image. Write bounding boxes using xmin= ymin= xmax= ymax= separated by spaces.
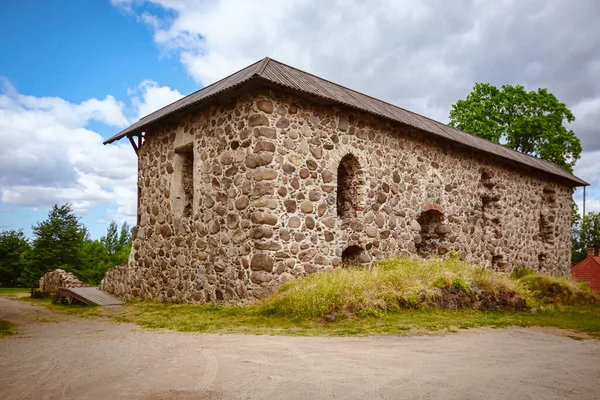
xmin=1 ymin=296 xmax=599 ymax=400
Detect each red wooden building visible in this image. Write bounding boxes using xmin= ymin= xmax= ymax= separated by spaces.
xmin=571 ymin=248 xmax=600 ymax=293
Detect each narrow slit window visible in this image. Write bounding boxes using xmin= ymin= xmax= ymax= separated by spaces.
xmin=174 ymin=144 xmax=194 ymax=217
xmin=336 ymin=154 xmax=361 ymax=218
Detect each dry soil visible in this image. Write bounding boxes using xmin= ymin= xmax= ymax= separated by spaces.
xmin=1 ymin=297 xmax=599 ymax=400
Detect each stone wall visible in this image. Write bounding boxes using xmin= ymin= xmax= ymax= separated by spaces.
xmin=39 ymin=269 xmax=88 ymax=296
xmin=101 ymin=89 xmax=574 ymax=303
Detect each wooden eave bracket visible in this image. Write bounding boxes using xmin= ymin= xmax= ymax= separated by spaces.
xmin=128 ymin=133 xmax=144 ymax=155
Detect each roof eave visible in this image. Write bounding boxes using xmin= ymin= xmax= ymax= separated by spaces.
xmin=102 ymin=57 xmax=588 ymax=188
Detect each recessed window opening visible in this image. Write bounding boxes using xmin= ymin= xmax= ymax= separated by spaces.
xmin=174 ymin=144 xmax=194 ymax=217
xmin=337 ymin=154 xmax=361 ymax=218
xmin=342 ymin=245 xmax=366 ymax=267
xmin=416 ymin=209 xmax=446 ymax=257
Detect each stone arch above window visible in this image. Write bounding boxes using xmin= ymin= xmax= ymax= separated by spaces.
xmin=336 ymin=153 xmax=363 ymax=219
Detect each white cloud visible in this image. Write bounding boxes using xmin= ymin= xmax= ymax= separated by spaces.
xmin=575 ymin=198 xmax=600 ymax=216
xmin=129 ymin=80 xmax=184 ymax=120
xmin=0 ymin=77 xmax=185 ymax=225
xmin=0 ymin=85 xmax=137 ymax=223
xmin=115 ymin=0 xmax=600 ymax=203
xmin=574 ymin=150 xmax=600 ymax=187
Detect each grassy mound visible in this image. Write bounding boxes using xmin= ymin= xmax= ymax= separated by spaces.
xmin=513 ymin=267 xmax=597 ymax=306
xmin=261 ymin=257 xmax=597 ymax=319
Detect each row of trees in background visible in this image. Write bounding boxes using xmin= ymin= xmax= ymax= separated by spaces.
xmin=0 ymin=204 xmax=131 ymax=287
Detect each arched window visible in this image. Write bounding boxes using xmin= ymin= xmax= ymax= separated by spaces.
xmin=336 ymin=154 xmax=361 ymax=218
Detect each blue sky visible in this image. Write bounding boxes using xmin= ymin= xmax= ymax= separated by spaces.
xmin=0 ymin=1 xmax=192 ymax=238
xmin=1 ymin=0 xmax=599 ymax=240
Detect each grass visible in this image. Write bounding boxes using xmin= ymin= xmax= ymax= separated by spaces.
xmin=262 ymin=258 xmax=502 ymax=317
xmin=0 ymin=319 xmax=16 ymax=337
xmin=0 ymin=287 xmax=30 ymax=296
xmin=19 ymin=296 xmax=102 ymax=317
xmin=1 ymin=257 xmax=599 ymax=338
xmin=113 ymin=257 xmax=599 ymax=337
xmin=0 ymin=287 xmax=101 ymax=317
xmin=113 ymin=301 xmax=600 ymax=337
xmin=260 ymin=257 xmax=597 ymax=318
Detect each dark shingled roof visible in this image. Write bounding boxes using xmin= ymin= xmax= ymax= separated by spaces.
xmin=104 ymin=57 xmax=587 ymax=186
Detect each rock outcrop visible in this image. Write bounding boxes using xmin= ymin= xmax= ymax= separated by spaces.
xmin=39 ymin=269 xmax=88 ymax=296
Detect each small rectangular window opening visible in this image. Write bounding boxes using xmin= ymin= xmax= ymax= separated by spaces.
xmin=174 ymin=144 xmax=194 ymax=217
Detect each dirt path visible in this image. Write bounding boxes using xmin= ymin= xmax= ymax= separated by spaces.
xmin=1 ymin=297 xmax=599 ymax=400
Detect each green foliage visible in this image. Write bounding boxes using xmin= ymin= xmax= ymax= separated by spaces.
xmin=0 ymin=230 xmax=30 ymax=287
xmin=572 ymin=210 xmax=600 ymax=264
xmin=0 ymin=203 xmax=132 ymax=287
xmin=21 ymin=204 xmax=87 ymax=286
xmin=449 ymin=83 xmax=582 ymax=172
xmin=511 ymin=266 xmax=534 ymax=279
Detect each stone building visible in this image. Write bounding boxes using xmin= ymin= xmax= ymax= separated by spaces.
xmin=101 ymin=58 xmax=587 ymax=303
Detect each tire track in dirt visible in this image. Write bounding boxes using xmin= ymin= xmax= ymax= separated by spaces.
xmin=62 ymin=328 xmax=142 ymax=399
xmin=15 ymin=341 xmax=73 ymax=400
xmin=365 ymin=351 xmax=381 ymax=398
xmin=287 ymin=344 xmax=333 ymax=400
xmin=245 ymin=347 xmax=281 ymax=400
xmin=195 ymin=347 xmax=218 ymax=392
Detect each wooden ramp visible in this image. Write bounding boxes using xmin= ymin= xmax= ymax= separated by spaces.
xmin=54 ymin=287 xmax=123 ymax=306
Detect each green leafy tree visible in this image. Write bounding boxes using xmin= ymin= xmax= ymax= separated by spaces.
xmin=79 ymin=239 xmax=111 ymax=283
xmin=101 ymin=221 xmax=120 ymax=256
xmin=449 ymin=83 xmax=582 ymax=172
xmin=118 ymin=222 xmax=132 ymax=252
xmin=0 ymin=230 xmax=30 ymax=287
xmin=22 ymin=204 xmax=86 ymax=286
xmin=83 ymin=221 xmax=132 ymax=284
xmin=572 ymin=211 xmax=600 ymax=265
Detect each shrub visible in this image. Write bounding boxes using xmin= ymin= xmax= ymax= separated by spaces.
xmin=518 ymin=273 xmax=596 ymax=306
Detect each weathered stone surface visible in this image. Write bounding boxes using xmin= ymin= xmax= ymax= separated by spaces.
xmin=251 ymin=212 xmax=278 ymax=225
xmin=245 ymin=153 xmax=273 ymax=168
xmin=256 ymin=99 xmax=274 ymax=114
xmin=322 ymin=170 xmax=334 ymax=183
xmin=249 ymin=114 xmax=269 ymax=127
xmin=300 ymin=201 xmax=314 ymax=214
xmin=410 ymin=220 xmax=421 ymax=232
xmin=250 ymin=270 xmax=273 ymax=284
xmin=235 ymin=197 xmax=249 ymax=210
xmin=276 ymin=117 xmax=290 ymax=128
xmin=254 ymin=168 xmax=278 ymax=181
xmin=254 ymin=141 xmax=276 ymax=153
xmin=251 ymin=253 xmax=274 ymax=272
xmin=284 ymin=199 xmax=297 ymax=213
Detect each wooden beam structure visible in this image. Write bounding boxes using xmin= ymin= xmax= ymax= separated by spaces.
xmin=54 ymin=287 xmax=123 ymax=306
xmin=128 ymin=135 xmax=139 ymax=155
xmin=127 ymin=132 xmax=145 ymax=155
